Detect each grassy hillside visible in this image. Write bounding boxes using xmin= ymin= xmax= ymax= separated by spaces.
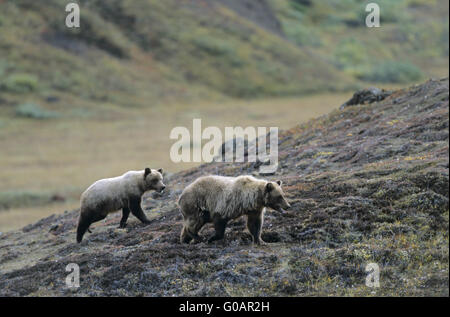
xmin=270 ymin=0 xmax=449 ymax=81
xmin=0 ymin=0 xmax=353 ymax=116
xmin=0 ymin=78 xmax=447 ymax=296
xmin=1 ymin=0 xmax=448 ymax=117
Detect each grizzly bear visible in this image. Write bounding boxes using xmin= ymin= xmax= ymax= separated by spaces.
xmin=178 ymin=175 xmax=290 ymax=245
xmin=76 ymin=168 xmax=165 ymax=243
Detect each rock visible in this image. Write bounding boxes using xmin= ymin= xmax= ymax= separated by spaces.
xmin=340 ymin=87 xmax=392 ymax=109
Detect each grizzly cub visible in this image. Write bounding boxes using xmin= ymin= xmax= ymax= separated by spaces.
xmin=178 ymin=175 xmax=290 ymax=245
xmin=77 ymin=168 xmax=165 ymax=243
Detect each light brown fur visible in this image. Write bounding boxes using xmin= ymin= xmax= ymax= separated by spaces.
xmin=77 ymin=168 xmax=165 ymax=243
xmin=178 ymin=175 xmax=290 ymax=245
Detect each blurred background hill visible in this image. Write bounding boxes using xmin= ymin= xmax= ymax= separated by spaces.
xmin=0 ymin=0 xmax=448 ymax=231
xmin=1 ymin=0 xmax=448 ymax=105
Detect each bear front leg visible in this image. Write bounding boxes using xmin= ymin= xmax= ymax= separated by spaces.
xmin=247 ymin=211 xmax=266 ymax=245
xmin=129 ymin=198 xmax=151 ymax=224
xmin=119 ymin=206 xmax=131 ymax=228
xmin=180 ymin=225 xmax=193 ymax=244
xmin=208 ymin=218 xmax=228 ymax=243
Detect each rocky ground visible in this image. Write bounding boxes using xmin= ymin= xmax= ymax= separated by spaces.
xmin=0 ymin=78 xmax=448 ymax=296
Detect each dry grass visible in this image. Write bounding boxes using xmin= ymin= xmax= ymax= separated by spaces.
xmin=0 ymin=201 xmax=79 ymax=233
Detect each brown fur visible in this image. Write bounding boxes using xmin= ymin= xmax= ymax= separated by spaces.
xmin=178 ymin=175 xmax=290 ymax=245
xmin=77 ymin=168 xmax=165 ymax=243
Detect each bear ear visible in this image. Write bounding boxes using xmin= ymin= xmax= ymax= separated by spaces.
xmin=265 ymin=182 xmax=274 ymax=192
xmin=276 ymin=180 xmax=282 ymax=186
xmin=158 ymin=168 xmax=163 ymax=174
xmin=144 ymin=168 xmax=151 ymax=178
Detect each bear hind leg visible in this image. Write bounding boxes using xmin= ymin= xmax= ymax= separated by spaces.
xmin=181 ymin=216 xmax=205 ymax=243
xmin=119 ymin=206 xmax=130 ymax=228
xmin=77 ymin=213 xmax=92 ymax=243
xmin=76 ymin=209 xmax=108 ymax=243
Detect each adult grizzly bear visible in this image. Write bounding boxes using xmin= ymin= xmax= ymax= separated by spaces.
xmin=76 ymin=168 xmax=165 ymax=243
xmin=178 ymin=175 xmax=290 ymax=245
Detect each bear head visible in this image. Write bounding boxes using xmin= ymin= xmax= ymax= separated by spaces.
xmin=264 ymin=180 xmax=291 ymax=212
xmin=144 ymin=168 xmax=166 ymax=193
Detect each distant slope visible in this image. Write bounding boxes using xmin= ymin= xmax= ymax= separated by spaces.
xmin=0 ymin=0 xmax=353 ymax=116
xmin=269 ymin=0 xmax=449 ymax=82
xmin=0 ymin=78 xmax=447 ymax=296
xmin=1 ymin=0 xmax=448 ymax=117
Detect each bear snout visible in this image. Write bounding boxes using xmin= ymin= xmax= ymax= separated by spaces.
xmin=277 ymin=199 xmax=291 ymax=212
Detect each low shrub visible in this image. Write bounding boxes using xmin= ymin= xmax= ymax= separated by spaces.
xmin=1 ymin=73 xmax=39 ymax=94
xmin=0 ymin=191 xmax=55 ymax=210
xmin=15 ymin=103 xmax=60 ymax=119
xmin=359 ymin=61 xmax=423 ymax=83
xmin=192 ymin=36 xmax=235 ymax=56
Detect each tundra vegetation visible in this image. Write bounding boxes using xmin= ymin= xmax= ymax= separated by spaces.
xmin=0 ymin=78 xmax=448 ymax=296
